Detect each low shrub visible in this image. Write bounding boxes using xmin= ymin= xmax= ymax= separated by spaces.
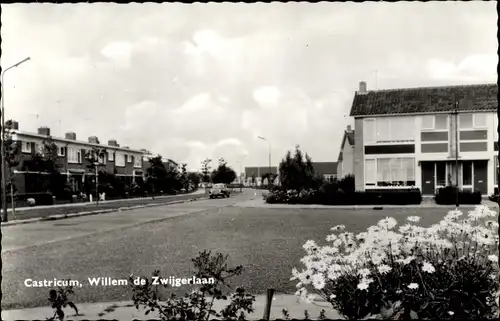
xmin=17 ymin=192 xmax=55 ymax=206
xmin=292 ymin=206 xmax=500 ymax=320
xmin=435 ymin=186 xmax=482 ymax=205
xmin=489 ymin=193 xmax=499 ymax=203
xmin=266 ymin=188 xmax=422 ymax=205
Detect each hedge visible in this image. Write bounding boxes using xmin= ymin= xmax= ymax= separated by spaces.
xmin=435 ymin=186 xmax=482 ymax=205
xmin=265 ymin=188 xmax=422 ymax=205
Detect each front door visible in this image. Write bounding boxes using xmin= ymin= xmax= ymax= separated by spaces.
xmin=473 ymin=160 xmax=488 ymax=195
xmin=421 ymin=162 xmax=435 ymax=195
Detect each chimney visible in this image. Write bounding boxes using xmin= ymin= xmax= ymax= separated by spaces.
xmin=10 ymin=121 xmax=19 ymax=130
xmin=38 ymin=126 xmax=51 ymax=136
xmin=88 ymin=136 xmax=100 ymax=144
xmin=108 ymin=139 xmax=119 ymax=147
xmin=347 ymin=125 xmax=352 ymax=132
xmin=358 ymin=81 xmax=367 ymax=94
xmin=65 ymin=132 xmax=76 ymax=140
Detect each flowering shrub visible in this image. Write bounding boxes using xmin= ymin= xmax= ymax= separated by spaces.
xmin=265 ymin=189 xmax=318 ymax=204
xmin=291 ymin=206 xmax=500 ymax=320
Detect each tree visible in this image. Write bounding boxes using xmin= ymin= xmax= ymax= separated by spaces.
xmin=187 ymin=172 xmax=201 ymax=189
xmin=2 ymin=120 xmax=21 ymax=220
xmin=201 ymin=158 xmax=212 ymax=184
xmin=178 ymin=163 xmax=188 ymax=190
xmin=146 ymin=156 xmax=168 ymax=194
xmin=278 ymin=145 xmax=317 ymax=190
xmin=211 ymin=158 xmax=237 ymax=184
xmin=84 ymin=147 xmax=107 ymax=201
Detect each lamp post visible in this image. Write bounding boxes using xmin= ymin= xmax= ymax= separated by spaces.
xmin=454 ymin=99 xmax=459 ymax=208
xmin=258 ymin=136 xmax=272 ymax=190
xmin=1 ymin=57 xmax=31 ymax=222
xmin=93 ymin=161 xmax=100 ymax=205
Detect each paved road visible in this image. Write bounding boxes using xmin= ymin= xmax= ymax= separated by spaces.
xmin=2 ymin=191 xmax=464 ymax=310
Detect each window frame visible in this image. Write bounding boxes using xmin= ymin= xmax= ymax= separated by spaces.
xmin=473 ymin=113 xmax=487 ymax=128
xmin=459 ymin=113 xmax=474 ymax=130
xmin=364 ymin=158 xmax=377 ymax=186
xmin=21 ymin=141 xmax=32 ymax=153
xmin=108 ymin=150 xmax=115 ymax=162
xmin=58 ymin=146 xmax=65 ymax=157
xmin=363 ymin=118 xmax=376 ymax=144
xmin=134 ymin=155 xmax=142 ymax=168
xmin=365 ymin=156 xmax=416 ymax=188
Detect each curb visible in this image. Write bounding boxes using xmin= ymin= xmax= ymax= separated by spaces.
xmin=234 ymin=202 xmax=498 ymax=210
xmin=1 ymin=197 xmax=207 ymax=227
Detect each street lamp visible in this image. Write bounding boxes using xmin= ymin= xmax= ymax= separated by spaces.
xmin=258 ymin=136 xmax=272 ymax=189
xmin=94 ymin=162 xmax=99 ymax=205
xmin=1 ymin=57 xmax=31 ymax=222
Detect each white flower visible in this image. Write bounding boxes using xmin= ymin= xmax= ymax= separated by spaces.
xmin=377 ymin=264 xmax=392 ymax=275
xmin=331 ymin=225 xmax=346 ymax=231
xmin=407 ymin=283 xmax=419 ymax=290
xmin=407 ymin=216 xmax=420 ymax=223
xmin=488 ymin=255 xmax=498 ymax=263
xmin=377 ymin=217 xmax=398 ymax=230
xmin=448 ymin=311 xmax=454 ymax=316
xmin=357 ymin=268 xmax=371 ymax=278
xmin=357 ymin=280 xmax=370 ymax=291
xmin=421 ymin=261 xmax=436 ymax=274
xmin=396 ymin=256 xmax=416 ymax=265
xmin=329 ymin=294 xmax=337 ymax=299
xmin=312 ymin=274 xmax=326 ymax=290
xmin=303 ymin=240 xmax=318 ymax=251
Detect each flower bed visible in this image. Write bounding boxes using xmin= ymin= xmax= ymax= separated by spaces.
xmin=265 ymin=188 xmax=422 ymax=205
xmin=291 ymin=205 xmax=499 ymax=320
xmin=435 ymin=186 xmax=482 ymax=205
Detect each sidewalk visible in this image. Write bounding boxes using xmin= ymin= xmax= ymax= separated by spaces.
xmin=236 ymin=196 xmax=499 ymax=209
xmin=1 ymin=189 xmax=206 ymax=213
xmin=1 ymin=294 xmax=343 ymax=320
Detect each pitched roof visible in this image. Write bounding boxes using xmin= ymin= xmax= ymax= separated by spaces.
xmin=350 ymin=83 xmax=498 ymax=117
xmin=311 ymin=162 xmax=337 ymax=175
xmin=338 ymin=130 xmax=355 ymax=162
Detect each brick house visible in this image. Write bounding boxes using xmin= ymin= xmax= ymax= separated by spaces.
xmin=337 ymin=125 xmax=355 ymax=178
xmin=349 ymin=81 xmax=498 ymax=196
xmin=9 ymin=122 xmax=151 ymax=194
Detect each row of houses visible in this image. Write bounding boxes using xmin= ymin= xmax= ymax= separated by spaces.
xmin=245 ymin=82 xmax=499 ymax=196
xmin=7 ymin=122 xmax=178 ymax=194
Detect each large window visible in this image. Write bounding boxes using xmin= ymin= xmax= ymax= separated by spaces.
xmin=115 ymin=152 xmax=125 ymax=166
xmin=134 ymin=155 xmax=142 ymax=168
xmin=377 ymin=117 xmax=415 ymax=142
xmin=365 ymin=159 xmax=377 ymax=186
xmin=108 ymin=150 xmax=115 ymax=161
xmin=367 ymin=157 xmax=415 ymax=187
xmin=459 ymin=114 xmax=473 ymax=129
xmin=21 ymin=141 xmax=31 ymax=153
xmin=422 ymin=114 xmax=448 ymax=130
xmin=68 ymin=147 xmax=81 ymax=163
xmin=436 ymin=162 xmax=447 ymax=186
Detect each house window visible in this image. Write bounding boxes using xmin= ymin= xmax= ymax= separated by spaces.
xmin=127 ymin=155 xmax=133 ymax=163
xmin=115 ymin=152 xmax=125 ymax=166
xmin=495 ymin=156 xmax=499 ymax=186
xmin=462 ymin=161 xmax=473 ymax=186
xmin=375 ymin=157 xmax=415 ymax=187
xmin=459 ymin=114 xmax=473 ymax=129
xmin=22 ymin=141 xmax=31 ymax=153
xmin=365 ymin=159 xmax=376 ymax=186
xmin=108 ymin=150 xmax=114 ymax=161
xmin=323 ymin=174 xmax=337 ymax=182
xmin=68 ymin=147 xmax=81 ymax=163
xmin=363 ymin=119 xmax=376 ymax=143
xmin=98 ymin=153 xmax=106 ymax=165
xmin=436 ymin=162 xmax=447 ymax=186
xmin=473 ymin=113 xmax=487 ymax=128
xmin=134 ymin=155 xmax=142 ymax=168
xmin=58 ymin=147 xmax=65 ymax=157
xmin=374 ymin=117 xmax=415 ymax=142
xmin=422 ymin=115 xmax=447 ymax=130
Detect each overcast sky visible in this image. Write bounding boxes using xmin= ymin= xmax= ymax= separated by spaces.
xmin=1 ymin=2 xmax=497 ymax=172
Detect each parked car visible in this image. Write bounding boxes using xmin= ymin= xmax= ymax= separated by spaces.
xmin=209 ymin=183 xmax=231 ymax=199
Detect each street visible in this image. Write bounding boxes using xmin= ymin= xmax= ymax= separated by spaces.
xmin=1 ymin=189 xmax=476 ymax=310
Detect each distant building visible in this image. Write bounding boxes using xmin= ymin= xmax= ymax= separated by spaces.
xmin=10 ymin=122 xmax=153 ymax=194
xmin=337 ymin=125 xmax=355 ymax=178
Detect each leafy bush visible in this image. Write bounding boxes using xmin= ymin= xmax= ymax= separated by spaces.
xmin=489 ymin=193 xmax=499 ymax=203
xmin=435 ymin=186 xmax=482 ymax=205
xmin=337 ymin=174 xmax=355 ymax=193
xmin=17 ymin=192 xmax=55 ymax=206
xmin=291 ymin=206 xmax=500 ymax=320
xmin=129 ymin=250 xmax=255 ymax=321
xmin=266 ymin=188 xmax=422 ymax=205
xmin=47 ymin=284 xmax=79 ymax=320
